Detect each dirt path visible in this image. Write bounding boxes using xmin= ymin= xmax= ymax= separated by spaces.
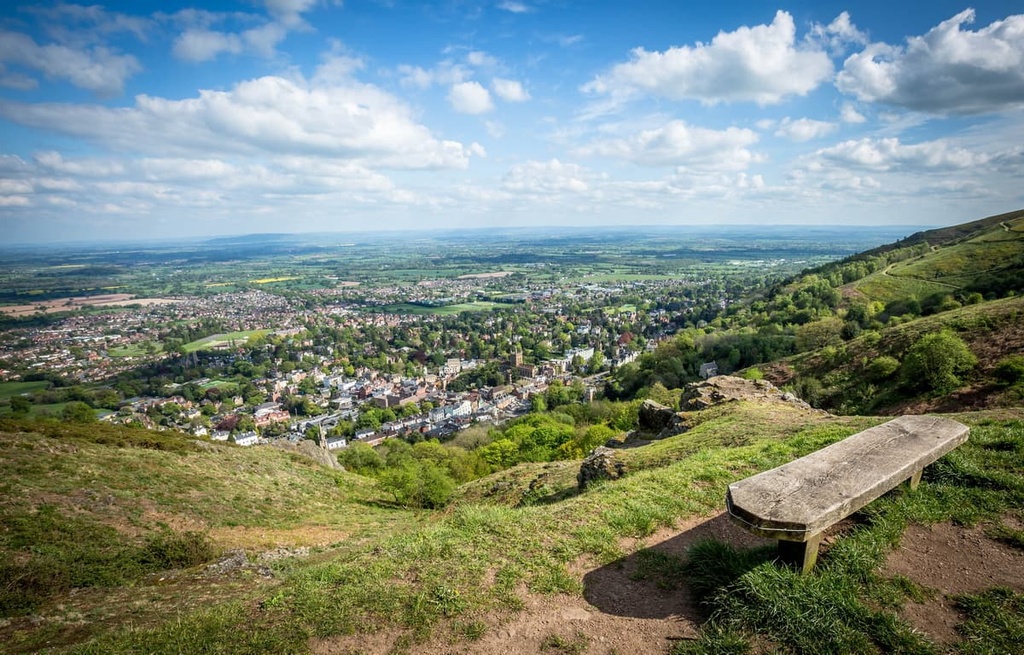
xmin=884 ymin=520 xmax=1024 ymax=646
xmin=314 ymin=513 xmax=770 ymax=655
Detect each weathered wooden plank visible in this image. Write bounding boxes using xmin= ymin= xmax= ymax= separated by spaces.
xmin=726 ymin=415 xmax=969 ymax=543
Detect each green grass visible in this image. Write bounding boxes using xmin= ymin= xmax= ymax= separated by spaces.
xmin=0 ymin=381 xmax=49 ymax=399
xmin=182 ymin=330 xmax=268 ymax=353
xmin=107 ymin=342 xmax=163 ymax=357
xmin=952 ymin=588 xmax=1024 ymax=654
xmin=674 ymin=418 xmax=1024 ymax=655
xmin=373 ymin=301 xmax=505 ymax=315
xmin=7 ymin=410 xmax=1024 ymax=654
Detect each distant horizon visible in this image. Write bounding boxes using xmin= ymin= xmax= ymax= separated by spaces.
xmin=0 ymin=220 xmax=938 ymax=250
xmin=1 ymin=1 xmax=1022 ymax=242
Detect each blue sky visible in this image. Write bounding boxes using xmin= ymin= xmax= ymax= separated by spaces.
xmin=0 ymin=1 xmax=1022 ymax=242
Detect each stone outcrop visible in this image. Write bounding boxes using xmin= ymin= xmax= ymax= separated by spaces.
xmin=577 ymin=446 xmax=627 ymax=490
xmin=637 ymin=399 xmax=676 ymax=432
xmin=680 ymin=375 xmax=815 ymax=412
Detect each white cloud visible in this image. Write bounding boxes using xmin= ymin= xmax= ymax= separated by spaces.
xmin=0 ymin=29 xmax=140 ymax=95
xmin=491 ymin=78 xmax=530 ymax=102
xmin=774 ymin=117 xmax=837 ymax=142
xmin=576 ymin=120 xmax=760 ymax=169
xmin=485 ymin=120 xmax=506 ymax=138
xmin=467 ymin=50 xmax=498 ymax=68
xmin=502 ymin=159 xmax=591 ymax=194
xmin=448 ymin=81 xmax=495 ymax=114
xmin=263 ymin=0 xmax=318 ymax=28
xmin=582 ymin=11 xmax=833 ymax=105
xmin=0 ymin=73 xmax=480 ymax=170
xmin=398 ymin=61 xmax=469 ymax=89
xmin=816 ymin=137 xmax=989 ymax=171
xmin=808 ymin=11 xmax=867 ymax=55
xmin=837 ymin=9 xmax=1024 ymax=114
xmin=173 ymin=29 xmax=243 ymax=62
xmin=840 ymin=103 xmax=866 ymax=124
xmin=498 ymin=1 xmax=531 ymax=14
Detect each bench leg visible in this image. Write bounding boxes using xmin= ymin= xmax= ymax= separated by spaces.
xmin=908 ymin=469 xmax=923 ymax=491
xmin=778 ymin=533 xmax=821 ymax=574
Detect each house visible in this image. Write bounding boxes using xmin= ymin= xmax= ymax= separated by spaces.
xmin=325 ymin=436 xmax=347 ymax=450
xmin=699 ymin=362 xmax=719 ymax=380
xmin=233 ymin=431 xmax=259 ymax=447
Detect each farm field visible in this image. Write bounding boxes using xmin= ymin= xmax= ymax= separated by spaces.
xmin=182 ymin=330 xmax=268 ymax=353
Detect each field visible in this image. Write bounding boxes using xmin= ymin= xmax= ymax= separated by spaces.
xmin=0 ymin=226 xmax=912 ymax=304
xmin=182 ymin=330 xmax=269 ymax=353
xmin=0 ymin=381 xmax=49 ymax=399
xmin=373 ymin=301 xmax=508 ymax=315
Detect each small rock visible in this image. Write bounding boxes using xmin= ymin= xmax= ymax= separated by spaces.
xmin=578 ymin=447 xmax=627 ymax=490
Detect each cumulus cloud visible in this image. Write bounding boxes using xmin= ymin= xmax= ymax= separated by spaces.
xmin=173 ymin=29 xmax=243 ymax=62
xmin=502 ymin=159 xmax=591 ymax=194
xmin=398 ymin=61 xmax=469 ymax=89
xmin=816 ymin=137 xmax=990 ymax=171
xmin=448 ymin=81 xmax=495 ymax=114
xmin=840 ymin=102 xmax=867 ymax=124
xmin=0 ymin=73 xmax=481 ymax=170
xmin=576 ymin=120 xmax=760 ymax=169
xmin=491 ymin=78 xmax=530 ymax=102
xmin=263 ymin=0 xmax=318 ymax=28
xmin=0 ymin=29 xmax=141 ymax=95
xmin=774 ymin=117 xmax=837 ymax=142
xmin=582 ymin=11 xmax=833 ymax=105
xmin=467 ymin=50 xmax=498 ymax=68
xmin=808 ymin=11 xmax=867 ymax=55
xmin=837 ymin=9 xmax=1024 ymax=114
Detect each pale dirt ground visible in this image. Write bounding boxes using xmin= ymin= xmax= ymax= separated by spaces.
xmin=313 ymin=514 xmax=1024 ymax=655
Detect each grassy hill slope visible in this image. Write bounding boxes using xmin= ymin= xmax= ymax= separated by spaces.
xmin=0 ymin=419 xmax=415 ymax=650
xmin=762 ymin=296 xmax=1024 ymax=415
xmin=850 ymin=209 xmax=1024 ymax=303
xmin=4 ymin=403 xmax=1024 ymax=654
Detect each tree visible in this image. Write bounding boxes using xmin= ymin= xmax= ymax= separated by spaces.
xmin=901 ymin=331 xmax=977 ymax=394
xmin=9 ymin=396 xmax=30 ymax=417
xmin=61 ymin=401 xmax=95 ymax=423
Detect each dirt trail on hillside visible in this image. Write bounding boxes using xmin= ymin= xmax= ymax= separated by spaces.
xmin=313 ymin=513 xmax=770 ymax=655
xmin=313 ymin=514 xmax=1024 ymax=655
xmin=884 ymin=520 xmax=1024 ymax=646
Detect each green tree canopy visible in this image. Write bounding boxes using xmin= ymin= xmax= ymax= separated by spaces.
xmin=901 ymin=331 xmax=977 ymax=394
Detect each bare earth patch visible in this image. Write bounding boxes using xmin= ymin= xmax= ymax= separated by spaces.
xmin=313 ymin=512 xmax=771 ymax=655
xmin=884 ymin=521 xmax=1024 ymax=645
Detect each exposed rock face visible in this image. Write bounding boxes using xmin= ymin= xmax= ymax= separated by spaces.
xmin=638 ymin=399 xmax=676 ymax=432
xmin=578 ymin=446 xmax=627 ymax=490
xmin=680 ymin=376 xmax=815 ymax=412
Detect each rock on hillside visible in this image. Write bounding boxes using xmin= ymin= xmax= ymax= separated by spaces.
xmin=680 ymin=375 xmax=817 ymax=412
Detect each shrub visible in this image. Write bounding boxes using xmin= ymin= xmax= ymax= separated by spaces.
xmin=866 ymin=356 xmax=900 ymax=382
xmin=901 ymin=331 xmax=977 ymax=394
xmin=741 ymin=368 xmax=764 ymax=381
xmin=994 ymin=356 xmax=1024 ymax=386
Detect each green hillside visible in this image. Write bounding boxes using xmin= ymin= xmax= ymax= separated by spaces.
xmin=850 ymin=210 xmax=1024 ymax=303
xmin=762 ymin=295 xmax=1024 ymax=415
xmin=3 ymin=403 xmax=1024 ymax=654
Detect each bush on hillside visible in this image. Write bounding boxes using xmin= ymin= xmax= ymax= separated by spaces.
xmin=901 ymin=331 xmax=977 ymax=394
xmin=866 ymin=356 xmax=900 ymax=382
xmin=994 ymin=356 xmax=1024 ymax=386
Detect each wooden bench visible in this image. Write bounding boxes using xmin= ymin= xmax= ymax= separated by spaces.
xmin=726 ymin=415 xmax=969 ymax=573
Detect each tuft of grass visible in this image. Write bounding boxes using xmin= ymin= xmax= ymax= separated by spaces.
xmin=541 ymin=631 xmax=590 ymax=654
xmin=631 ymin=549 xmax=687 ymax=591
xmin=953 ymin=588 xmax=1024 ymax=655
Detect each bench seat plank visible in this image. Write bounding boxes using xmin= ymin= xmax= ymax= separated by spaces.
xmin=727 ymin=415 xmax=969 ymax=544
